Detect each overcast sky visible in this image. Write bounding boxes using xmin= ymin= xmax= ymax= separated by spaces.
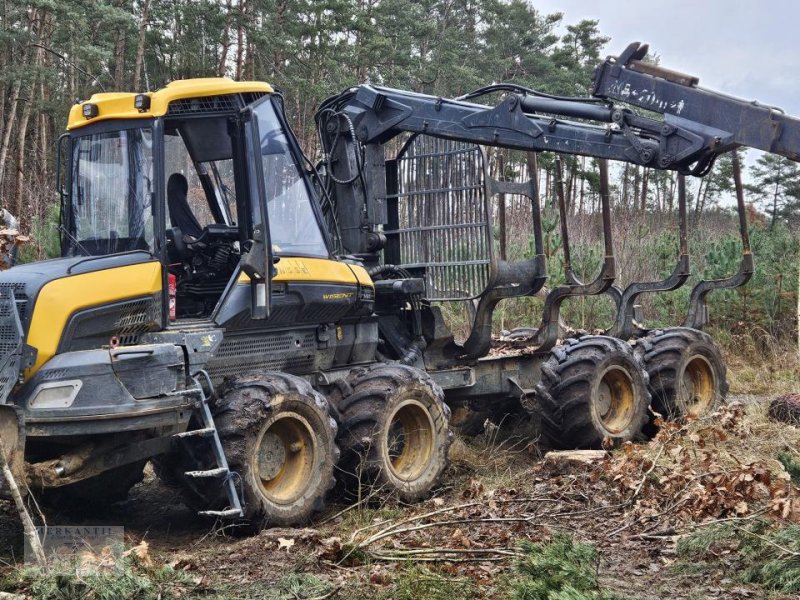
xmin=532 ymin=0 xmax=800 ymax=116
xmin=530 ymin=0 xmax=800 ymax=200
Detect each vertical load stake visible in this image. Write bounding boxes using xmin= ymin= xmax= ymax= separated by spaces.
xmin=608 ymin=172 xmax=691 ymax=339
xmin=533 ymin=157 xmax=617 ymax=351
xmin=684 ymin=150 xmax=754 ymax=329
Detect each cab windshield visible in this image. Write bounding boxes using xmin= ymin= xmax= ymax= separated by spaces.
xmin=66 ymin=126 xmax=154 ymax=256
xmin=253 ymin=100 xmax=328 ymax=257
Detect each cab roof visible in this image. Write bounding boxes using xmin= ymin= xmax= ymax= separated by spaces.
xmin=67 ymin=78 xmax=273 ymax=131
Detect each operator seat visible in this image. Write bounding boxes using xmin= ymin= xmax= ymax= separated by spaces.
xmin=167 ymin=173 xmax=203 ymax=238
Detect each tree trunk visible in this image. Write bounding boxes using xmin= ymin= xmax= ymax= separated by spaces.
xmin=113 ymin=0 xmax=128 ymax=90
xmin=132 ymin=0 xmax=151 ymax=90
xmin=217 ymin=0 xmax=234 ymax=76
xmin=234 ymin=0 xmax=246 ymax=80
xmin=14 ymin=7 xmax=48 ymax=218
xmin=0 ymin=79 xmax=21 ymax=193
xmin=771 ymin=179 xmax=779 ymax=230
xmin=272 ymin=0 xmax=286 ymax=76
xmin=639 ymin=168 xmax=649 ymax=212
xmin=621 ymin=163 xmax=629 ymax=207
xmin=0 ymin=8 xmax=38 ymax=196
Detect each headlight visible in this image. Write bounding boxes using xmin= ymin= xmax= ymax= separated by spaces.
xmin=28 ymin=380 xmax=82 ymax=409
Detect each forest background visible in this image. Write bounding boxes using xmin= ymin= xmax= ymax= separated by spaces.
xmin=0 ymin=0 xmax=798 ymax=370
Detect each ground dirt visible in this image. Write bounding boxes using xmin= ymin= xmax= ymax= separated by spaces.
xmin=2 ymin=393 xmax=800 ymax=599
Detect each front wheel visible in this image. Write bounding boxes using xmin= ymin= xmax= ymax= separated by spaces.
xmin=213 ymin=373 xmax=339 ymax=527
xmin=335 ymin=364 xmax=451 ymax=503
xmin=533 ymin=335 xmax=650 ymax=449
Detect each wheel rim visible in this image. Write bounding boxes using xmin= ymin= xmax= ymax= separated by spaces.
xmin=593 ymin=366 xmax=636 ymax=434
xmin=680 ymin=355 xmax=716 ymax=416
xmin=383 ymin=399 xmax=435 ymax=481
xmin=254 ymin=412 xmax=316 ymax=505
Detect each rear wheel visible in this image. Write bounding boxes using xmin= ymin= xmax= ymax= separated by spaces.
xmin=335 ymin=364 xmax=451 ymax=503
xmin=533 ymin=335 xmax=650 ymax=449
xmin=635 ymin=327 xmax=727 ymax=420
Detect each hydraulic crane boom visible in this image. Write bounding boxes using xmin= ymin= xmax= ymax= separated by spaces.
xmin=591 ymin=42 xmax=800 ymax=164
xmin=316 ymin=41 xmax=800 ymax=363
xmin=319 ymin=81 xmax=713 ymax=179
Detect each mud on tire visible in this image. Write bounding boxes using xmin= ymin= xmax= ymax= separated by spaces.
xmin=634 ymin=327 xmax=728 ymax=420
xmin=533 ymin=335 xmax=650 ymax=449
xmin=334 ymin=364 xmax=451 ymax=503
xmin=212 ymin=372 xmax=338 ymax=527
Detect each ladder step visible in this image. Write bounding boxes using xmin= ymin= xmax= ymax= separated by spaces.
xmin=198 ymin=508 xmax=243 ymax=518
xmin=185 ymin=467 xmax=228 ymax=479
xmin=174 ymin=427 xmax=216 ymax=439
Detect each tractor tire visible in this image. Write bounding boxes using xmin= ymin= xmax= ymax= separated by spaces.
xmin=41 ymin=461 xmax=146 ymax=511
xmin=533 ymin=335 xmax=650 ymax=449
xmin=635 ymin=327 xmax=728 ymax=420
xmin=335 ymin=364 xmax=451 ymax=503
xmin=212 ymin=372 xmax=338 ymax=527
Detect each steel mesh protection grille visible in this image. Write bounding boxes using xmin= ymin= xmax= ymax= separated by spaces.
xmin=114 ymin=294 xmax=161 ymax=335
xmin=166 ymin=94 xmax=239 ymax=117
xmin=388 ymin=135 xmax=491 ymax=300
xmin=0 ymin=283 xmax=27 ymax=323
xmin=208 ymin=331 xmax=316 ymax=380
xmin=0 ymin=289 xmax=22 ymax=400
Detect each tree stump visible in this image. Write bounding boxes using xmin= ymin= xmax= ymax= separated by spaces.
xmin=768 ymin=393 xmax=800 ymax=425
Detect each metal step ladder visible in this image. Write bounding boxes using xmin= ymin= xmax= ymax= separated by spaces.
xmin=175 ymin=372 xmax=243 ymax=519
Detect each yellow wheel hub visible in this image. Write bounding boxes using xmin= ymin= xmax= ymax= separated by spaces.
xmin=681 ymin=355 xmax=716 ymax=417
xmin=384 ymin=399 xmax=435 ymax=481
xmin=255 ymin=412 xmax=316 ymax=504
xmin=594 ymin=366 xmax=636 ymax=434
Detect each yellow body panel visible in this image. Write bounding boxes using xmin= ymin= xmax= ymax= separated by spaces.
xmin=26 ymin=261 xmax=163 ymax=378
xmin=238 ymin=257 xmax=374 ymax=287
xmin=67 ymin=78 xmax=274 ymax=130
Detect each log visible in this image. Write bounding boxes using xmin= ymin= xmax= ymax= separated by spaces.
xmin=543 ymin=450 xmax=608 ymax=469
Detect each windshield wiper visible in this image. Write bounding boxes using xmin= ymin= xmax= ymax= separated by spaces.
xmin=58 ymin=224 xmax=90 ymax=257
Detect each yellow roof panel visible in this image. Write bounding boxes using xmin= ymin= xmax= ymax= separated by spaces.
xmin=67 ymin=78 xmax=273 ymax=130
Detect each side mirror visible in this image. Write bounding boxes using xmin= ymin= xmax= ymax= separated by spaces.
xmin=239 ymin=225 xmax=270 ymax=320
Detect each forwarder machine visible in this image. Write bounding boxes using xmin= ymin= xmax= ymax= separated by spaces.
xmin=316 ymin=40 xmax=800 ymax=446
xmin=0 ymin=43 xmax=797 ymax=527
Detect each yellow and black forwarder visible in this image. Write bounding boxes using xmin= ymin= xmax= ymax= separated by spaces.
xmin=3 ymin=41 xmax=800 ymax=528
xmin=0 ymin=79 xmax=452 ymax=526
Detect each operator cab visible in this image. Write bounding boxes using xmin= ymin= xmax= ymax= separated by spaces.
xmin=162 ymin=116 xmax=242 ymax=318
xmin=62 ymin=80 xmax=331 ymax=321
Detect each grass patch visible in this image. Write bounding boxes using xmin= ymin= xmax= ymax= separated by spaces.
xmin=512 ymin=534 xmax=628 ymax=600
xmin=677 ymin=519 xmax=800 ymax=594
xmin=376 ymin=565 xmax=478 ymax=600
xmin=777 ymin=451 xmax=800 ymax=485
xmin=261 ymin=572 xmax=336 ymax=600
xmin=717 ymin=333 xmax=799 ymax=396
xmin=1 ymin=553 xmax=197 ymax=600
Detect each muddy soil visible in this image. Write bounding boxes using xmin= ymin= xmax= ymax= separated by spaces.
xmin=0 ymin=394 xmax=795 ymax=599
